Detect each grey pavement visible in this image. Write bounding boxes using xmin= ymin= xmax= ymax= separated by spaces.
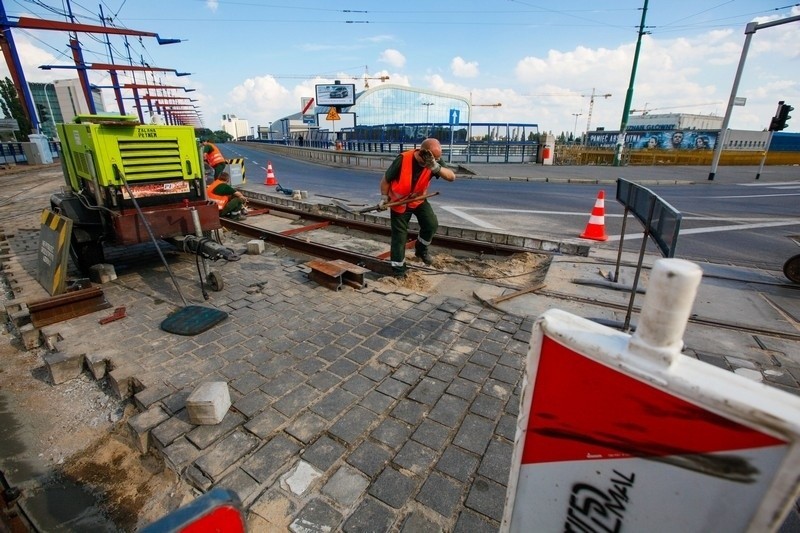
xmin=1 ymin=162 xmax=800 ymax=531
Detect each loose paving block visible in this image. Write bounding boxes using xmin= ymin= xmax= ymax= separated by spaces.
xmin=89 ymin=263 xmax=117 ymax=284
xmin=43 ymin=351 xmax=84 ymax=384
xmin=128 ymin=405 xmax=171 ymax=453
xmin=84 ymin=352 xmax=108 ymax=379
xmin=18 ymin=323 xmax=41 ymax=350
xmin=246 ymin=239 xmax=265 ymax=255
xmin=186 ymin=381 xmax=231 ymax=425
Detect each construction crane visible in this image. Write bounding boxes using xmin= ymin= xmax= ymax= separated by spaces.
xmin=582 ymin=88 xmax=612 ymax=135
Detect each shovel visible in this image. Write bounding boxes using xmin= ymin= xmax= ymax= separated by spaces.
xmin=334 ymin=191 xmax=440 ymax=214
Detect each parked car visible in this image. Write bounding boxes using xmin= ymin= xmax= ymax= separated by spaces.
xmin=329 ymin=87 xmax=349 ymax=99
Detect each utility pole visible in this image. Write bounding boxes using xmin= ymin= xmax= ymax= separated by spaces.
xmin=613 ymin=0 xmax=649 ymax=166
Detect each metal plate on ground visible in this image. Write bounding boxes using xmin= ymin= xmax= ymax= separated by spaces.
xmin=160 ymin=305 xmax=228 ymax=336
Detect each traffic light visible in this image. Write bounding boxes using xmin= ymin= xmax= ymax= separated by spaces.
xmin=769 ymin=101 xmax=793 ymax=131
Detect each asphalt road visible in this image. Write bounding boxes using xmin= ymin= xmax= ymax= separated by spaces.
xmin=221 ymin=144 xmax=800 ymax=272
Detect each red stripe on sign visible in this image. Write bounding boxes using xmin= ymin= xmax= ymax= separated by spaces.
xmin=302 ymin=98 xmax=314 ymax=115
xmin=521 ymin=336 xmax=785 ymax=464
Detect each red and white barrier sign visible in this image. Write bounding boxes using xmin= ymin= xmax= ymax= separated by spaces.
xmin=503 ymin=259 xmax=800 ymax=533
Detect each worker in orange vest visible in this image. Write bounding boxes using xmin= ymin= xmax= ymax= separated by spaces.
xmin=202 ymin=140 xmax=227 ymax=180
xmin=207 ymin=172 xmax=247 ymax=221
xmin=378 ymin=138 xmax=455 ymax=278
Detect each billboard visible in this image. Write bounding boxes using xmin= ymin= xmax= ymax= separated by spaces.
xmin=315 ymin=84 xmax=356 ymax=106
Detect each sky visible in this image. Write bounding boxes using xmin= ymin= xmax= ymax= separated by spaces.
xmin=1 ymin=0 xmax=799 ymax=136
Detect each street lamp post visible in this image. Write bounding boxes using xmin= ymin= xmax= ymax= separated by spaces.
xmin=467 ymin=93 xmax=503 ymax=163
xmin=421 ymin=102 xmax=434 ymax=133
xmin=572 ymin=113 xmax=583 ymax=143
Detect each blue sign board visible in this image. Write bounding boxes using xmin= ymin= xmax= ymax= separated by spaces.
xmin=449 ymin=109 xmax=460 ymax=126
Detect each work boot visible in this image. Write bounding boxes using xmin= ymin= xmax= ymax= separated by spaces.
xmin=392 ymin=267 xmax=408 ymax=279
xmin=415 ymin=245 xmax=433 ymax=266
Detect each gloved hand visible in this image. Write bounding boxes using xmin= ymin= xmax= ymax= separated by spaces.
xmin=377 ymin=195 xmax=390 ymax=211
xmin=421 ymin=149 xmax=441 ymax=175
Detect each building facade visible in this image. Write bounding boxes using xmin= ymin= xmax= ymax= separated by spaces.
xmin=222 ymin=114 xmax=250 ymax=140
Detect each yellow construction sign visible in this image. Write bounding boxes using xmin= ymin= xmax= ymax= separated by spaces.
xmin=326 ymin=107 xmax=340 ymax=121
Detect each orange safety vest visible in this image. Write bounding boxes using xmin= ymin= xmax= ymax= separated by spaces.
xmin=388 ymin=150 xmax=433 ymax=214
xmin=204 ymin=143 xmax=226 ymax=167
xmin=207 ymin=179 xmax=228 ymax=210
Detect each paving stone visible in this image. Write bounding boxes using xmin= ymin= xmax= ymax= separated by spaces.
xmin=290 ymin=497 xmax=343 ymax=533
xmin=242 ymin=434 xmax=301 ymax=484
xmin=329 ymin=405 xmax=379 ymax=444
xmin=359 ymin=390 xmax=395 ymax=415
xmin=133 ymin=383 xmax=176 ymax=411
xmin=185 ymin=464 xmax=213 ymax=492
xmin=161 ymin=389 xmax=191 ymax=415
xmin=490 ymin=363 xmax=521 ymax=385
xmin=231 ymin=371 xmax=268 ymax=395
xmin=376 ymin=378 xmax=412 ymax=399
xmin=428 ymin=394 xmax=469 ymax=428
xmin=369 ymin=466 xmax=418 ymax=509
xmin=407 ymin=377 xmax=448 ymax=405
xmin=447 ymin=378 xmax=480 ymax=401
xmin=186 ymin=412 xmax=246 ymax=450
xmin=285 ymin=411 xmax=327 ymax=444
xmin=308 ymin=370 xmax=341 ymax=392
xmin=310 ymin=388 xmax=357 ymax=420
xmin=436 ymin=446 xmax=480 ymax=483
xmin=477 ymin=438 xmax=513 ymax=485
xmin=370 ymin=418 xmax=413 ymax=450
xmin=465 ymin=476 xmax=506 ymax=522
xmin=194 ymin=429 xmax=260 ymax=482
xmin=393 ymin=440 xmax=437 ymax=476
xmin=416 ymin=471 xmax=464 ymax=519
xmin=273 ymin=384 xmax=319 ymax=417
xmin=390 ymin=399 xmax=428 ymax=426
xmin=232 ymin=389 xmax=270 ymax=418
xmin=281 ymin=460 xmax=322 ymax=496
xmin=470 ymin=394 xmax=504 ymax=420
xmin=327 ymin=358 xmax=359 ymax=377
xmin=459 ymin=363 xmax=491 ymax=384
xmin=322 ymin=465 xmax=370 ymax=507
xmin=453 ymin=414 xmax=495 ymax=455
xmin=218 ymin=467 xmax=261 ymax=505
xmin=128 ymin=405 xmax=170 ymax=453
xmin=341 ymin=374 xmax=375 ymax=395
xmin=152 ymin=412 xmax=195 ymax=449
xmin=244 ymin=407 xmax=286 ymax=438
xmin=360 ymin=363 xmax=392 ymax=382
xmin=162 ymin=437 xmax=201 ymax=471
xmin=302 ymin=435 xmax=346 ymax=471
xmin=496 ymin=414 xmax=517 ymax=442
xmin=393 ymin=365 xmax=424 ymax=385
xmin=295 ymin=356 xmax=327 ymax=376
xmin=261 ymin=370 xmax=305 ymax=397
xmin=411 ymin=419 xmax=451 ymax=451
xmin=377 ymin=349 xmax=404 ymax=368
xmin=400 ymin=511 xmax=443 ymax=533
xmin=342 ymin=497 xmax=396 ymax=533
xmin=347 ymin=440 xmax=392 ymax=478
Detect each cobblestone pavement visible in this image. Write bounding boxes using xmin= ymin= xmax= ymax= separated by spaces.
xmin=3 ymin=162 xmax=800 ymax=531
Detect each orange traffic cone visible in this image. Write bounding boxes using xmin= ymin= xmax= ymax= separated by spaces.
xmin=580 ymin=190 xmax=609 ymax=241
xmin=264 ymin=161 xmax=278 ymax=186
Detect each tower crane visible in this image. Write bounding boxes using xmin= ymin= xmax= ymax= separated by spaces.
xmin=582 ymin=88 xmax=612 ymax=135
xmin=269 ymin=66 xmax=389 ymax=89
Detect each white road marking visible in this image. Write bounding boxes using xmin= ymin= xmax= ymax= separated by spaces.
xmin=606 ymin=220 xmax=799 ymax=242
xmin=738 ymin=181 xmax=800 ymax=187
xmin=709 ymin=192 xmax=800 ymax=198
xmin=439 ymin=206 xmax=501 ymax=229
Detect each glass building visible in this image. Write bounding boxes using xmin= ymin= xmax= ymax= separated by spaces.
xmin=28 ymin=82 xmax=64 ymax=139
xmin=271 ymin=84 xmax=540 ymax=163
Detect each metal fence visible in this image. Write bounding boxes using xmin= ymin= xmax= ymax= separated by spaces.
xmin=0 ymin=141 xmax=61 ymax=166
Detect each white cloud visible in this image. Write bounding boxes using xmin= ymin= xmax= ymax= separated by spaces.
xmin=451 ymin=57 xmax=479 ymax=78
xmin=206 ymin=0 xmax=219 ymax=12
xmin=379 ymin=49 xmax=406 ymax=68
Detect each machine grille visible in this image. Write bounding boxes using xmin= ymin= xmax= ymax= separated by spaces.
xmin=117 ymin=138 xmax=185 ymax=181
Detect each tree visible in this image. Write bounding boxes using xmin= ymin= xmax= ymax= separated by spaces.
xmin=0 ymin=77 xmax=32 ymax=141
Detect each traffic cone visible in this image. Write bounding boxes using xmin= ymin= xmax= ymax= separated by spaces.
xmin=264 ymin=161 xmax=278 ymax=186
xmin=579 ymin=190 xmax=609 ymax=241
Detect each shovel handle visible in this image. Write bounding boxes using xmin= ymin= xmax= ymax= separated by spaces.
xmin=358 ymin=191 xmax=440 ymax=213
